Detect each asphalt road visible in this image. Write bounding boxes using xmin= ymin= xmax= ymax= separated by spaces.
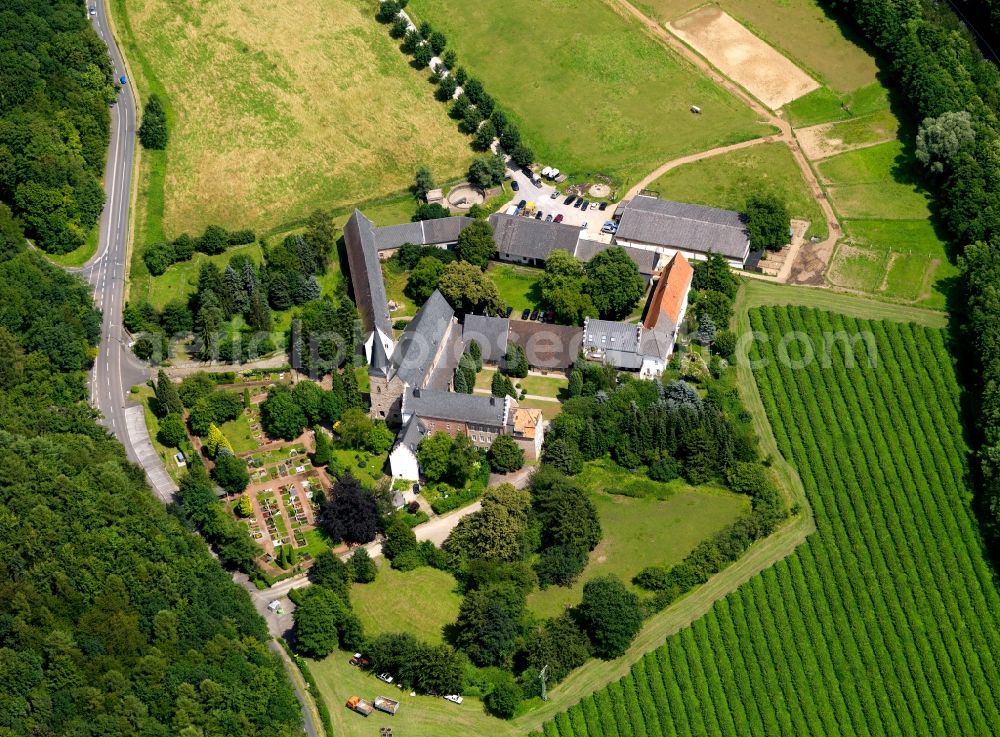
xmin=76 ymin=2 xmax=177 ymax=503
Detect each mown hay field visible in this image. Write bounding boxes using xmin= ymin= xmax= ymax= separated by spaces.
xmin=407 ymin=0 xmax=773 ymax=186
xmin=542 ymin=305 xmax=1000 ymax=737
xmin=115 ymin=0 xmax=474 ymax=237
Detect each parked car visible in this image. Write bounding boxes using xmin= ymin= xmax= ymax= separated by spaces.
xmin=377 ymin=673 xmax=394 ymax=684
xmin=529 ymin=309 xmax=539 ymax=321
xmin=89 ymin=5 xmax=97 ymax=14
xmin=599 ymin=202 xmax=609 ymax=211
xmin=518 ymin=199 xmax=526 ymax=209
xmin=534 ymin=211 xmax=543 ymax=219
xmin=554 ymin=214 xmax=564 ymax=223
xmin=541 ymin=166 xmax=553 ymax=178
xmin=550 ymin=191 xmax=559 ymax=199
xmin=573 ymin=199 xmax=584 ymax=209
xmin=544 ymin=310 xmax=555 ymax=322
xmin=349 ymin=654 xmax=370 ymax=667
xmin=511 ymin=180 xmax=519 ymax=192
xmin=564 ymin=195 xmax=576 ymax=205
xmin=601 ymin=221 xmax=618 ymax=234
xmin=444 ymin=695 xmax=464 ymax=705
xmin=549 ymin=168 xmax=560 ymax=179
xmin=590 ymin=202 xmax=599 ymax=210
xmin=118 ymin=75 xmax=127 ymax=84
xmin=505 ymin=306 xmax=513 ymax=317
xmin=579 ymin=200 xmax=589 ymax=209
xmin=545 ymin=214 xmax=553 ymax=221
xmin=521 ymin=308 xmax=531 ymax=320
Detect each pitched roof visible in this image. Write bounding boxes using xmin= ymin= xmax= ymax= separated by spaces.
xmin=574 ymin=238 xmax=660 ymax=275
xmin=510 ymin=406 xmax=543 ymax=440
xmin=369 ymin=330 xmax=391 ymax=377
xmin=639 ymin=327 xmax=674 ymax=360
xmin=393 ymin=414 xmax=428 ymax=455
xmin=372 ymin=217 xmax=476 ymax=252
xmin=643 ymin=252 xmax=694 ymax=332
xmin=508 ymin=321 xmax=583 ymax=370
xmin=462 ymin=314 xmax=510 ymax=363
xmin=582 ymin=318 xmax=644 ymax=369
xmin=390 ymin=290 xmax=454 ymax=387
xmin=343 ymin=210 xmax=393 ymax=338
xmin=426 ymin=323 xmax=466 ymax=391
xmin=403 ymin=387 xmax=511 ymax=427
xmin=488 ymin=213 xmax=582 ymax=260
xmin=615 ymin=196 xmax=749 ymax=259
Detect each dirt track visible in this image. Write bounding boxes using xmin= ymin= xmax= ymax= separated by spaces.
xmin=608 ymin=0 xmax=840 ymax=283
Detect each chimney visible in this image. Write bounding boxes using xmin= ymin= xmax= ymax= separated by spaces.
xmin=413 ymin=388 xmax=421 ymax=398
xmin=489 ymin=396 xmax=496 ymax=406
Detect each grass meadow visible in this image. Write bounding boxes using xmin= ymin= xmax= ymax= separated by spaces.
xmin=350 ymin=564 xmax=462 ymax=644
xmin=527 ymin=468 xmax=749 ymax=619
xmin=487 ymin=263 xmax=545 ymax=313
xmin=113 ymin=0 xmax=474 ymax=238
xmin=542 ymin=305 xmax=1000 ymax=737
xmin=649 ymin=142 xmax=828 ymax=238
xmin=407 ymin=0 xmax=773 ymax=187
xmin=818 ymin=141 xmax=953 ymax=309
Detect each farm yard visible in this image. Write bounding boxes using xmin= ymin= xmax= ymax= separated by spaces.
xmin=540 ymin=305 xmax=1000 ymax=737
xmin=112 ymin=0 xmax=473 ymax=239
xmin=406 ymin=0 xmax=774 ymax=187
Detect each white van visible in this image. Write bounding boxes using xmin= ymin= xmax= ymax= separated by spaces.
xmin=541 ymin=166 xmax=553 ymax=178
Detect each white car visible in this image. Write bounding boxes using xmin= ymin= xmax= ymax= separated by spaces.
xmin=541 ymin=166 xmax=553 ymax=178
xmin=89 ymin=5 xmax=97 ymax=14
xmin=444 ymin=694 xmax=464 ymax=705
xmin=377 ymin=672 xmax=394 ymax=684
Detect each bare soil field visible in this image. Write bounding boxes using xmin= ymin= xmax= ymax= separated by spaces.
xmin=669 ymin=6 xmax=819 ymax=109
xmin=795 ymin=109 xmax=899 ymax=160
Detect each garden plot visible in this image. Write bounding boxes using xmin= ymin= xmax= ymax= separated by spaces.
xmin=669 ymin=6 xmax=819 ymax=109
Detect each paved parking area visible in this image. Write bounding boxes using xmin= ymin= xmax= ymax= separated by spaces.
xmin=505 ymin=165 xmax=616 ymax=238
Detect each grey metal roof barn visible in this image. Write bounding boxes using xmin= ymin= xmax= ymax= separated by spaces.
xmin=373 ymin=216 xmax=475 ymax=252
xmin=615 ymin=196 xmax=749 ymax=260
xmin=462 ymin=314 xmax=510 ymax=364
xmin=390 ymin=290 xmax=454 ymax=387
xmin=343 ymin=210 xmax=393 ymax=339
xmin=488 ymin=213 xmax=583 ymax=261
xmin=402 ymin=387 xmax=511 ymax=428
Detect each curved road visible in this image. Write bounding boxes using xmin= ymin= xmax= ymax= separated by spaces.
xmin=78 ymin=2 xmax=178 ymax=503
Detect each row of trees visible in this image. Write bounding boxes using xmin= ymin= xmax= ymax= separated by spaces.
xmin=814 ymin=0 xmax=1000 ymax=553
xmin=376 ymin=0 xmax=535 ymax=171
xmin=142 ymin=223 xmax=256 ymax=275
xmin=0 ymin=1 xmax=116 ymax=253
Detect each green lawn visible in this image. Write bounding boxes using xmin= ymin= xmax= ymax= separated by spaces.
xmin=132 ymin=385 xmax=185 ymax=481
xmin=819 ymin=140 xmax=932 ymax=219
xmin=650 ymin=142 xmax=828 ymax=238
xmin=218 ymin=412 xmax=258 ymax=453
xmin=351 ymin=564 xmax=462 ymax=645
xmin=331 ymin=446 xmax=388 ymax=485
xmin=382 ymin=263 xmax=418 ymax=320
xmin=527 ymin=471 xmax=750 ymax=619
xmin=45 ymin=225 xmax=99 ymax=268
xmin=310 ymin=653 xmax=515 ymax=737
xmin=475 ymin=368 xmax=567 ymax=398
xmin=785 ymin=81 xmax=890 ymax=128
xmin=408 ymin=0 xmax=773 ymax=187
xmin=487 ymin=263 xmax=544 ymax=313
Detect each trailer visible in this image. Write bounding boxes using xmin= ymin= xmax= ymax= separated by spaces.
xmin=346 ymin=696 xmax=374 ymax=717
xmin=374 ymin=696 xmax=400 ymax=715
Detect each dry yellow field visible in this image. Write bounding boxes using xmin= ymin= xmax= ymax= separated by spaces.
xmin=119 ymin=0 xmax=473 ymax=235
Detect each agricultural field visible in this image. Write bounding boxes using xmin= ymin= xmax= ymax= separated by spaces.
xmin=350 ymin=565 xmax=462 ymax=644
xmin=406 ymin=0 xmax=773 ymax=186
xmin=112 ymin=0 xmax=474 ymax=239
xmin=649 ymin=142 xmax=828 ymax=238
xmin=542 ymin=305 xmax=1000 ymax=737
xmin=528 ymin=467 xmax=749 ymax=619
xmin=641 ymin=0 xmax=878 ymax=95
xmin=818 ymin=141 xmax=955 ymax=309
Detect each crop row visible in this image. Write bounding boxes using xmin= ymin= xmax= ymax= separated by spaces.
xmin=546 ymin=306 xmax=1000 ymax=736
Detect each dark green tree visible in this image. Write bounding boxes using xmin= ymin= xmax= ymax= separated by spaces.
xmin=261 ymin=385 xmax=307 ymax=440
xmin=584 ymin=247 xmax=644 ymax=320
xmin=746 ymin=193 xmax=790 ymax=251
xmin=155 ymin=369 xmax=183 ymax=416
xmin=350 ymin=547 xmax=378 ymax=583
xmin=405 ymin=256 xmax=445 ymax=304
xmin=319 ymin=473 xmax=380 ymax=543
xmin=212 ymin=452 xmax=250 ymax=495
xmin=492 ymin=371 xmax=516 ymax=398
xmin=157 ymin=412 xmax=187 ymax=448
xmin=576 ymin=575 xmax=644 ymax=658
xmin=489 ymin=434 xmax=524 ymax=473
xmin=485 ymin=672 xmax=523 ymax=719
